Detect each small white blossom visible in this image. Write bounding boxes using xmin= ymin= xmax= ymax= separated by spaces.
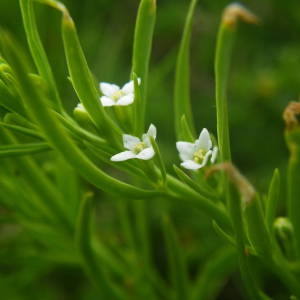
xmin=111 ymin=124 xmax=156 ymax=162
xmin=74 ymin=103 xmax=86 ymax=112
xmin=99 ymin=78 xmax=141 ymax=107
xmin=176 ymin=128 xmax=218 ymax=170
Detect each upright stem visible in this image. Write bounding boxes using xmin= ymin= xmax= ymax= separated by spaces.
xmin=215 ymin=3 xmax=259 ymax=163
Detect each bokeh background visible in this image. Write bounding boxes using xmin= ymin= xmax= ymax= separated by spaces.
xmin=1 ymin=0 xmax=300 ymax=299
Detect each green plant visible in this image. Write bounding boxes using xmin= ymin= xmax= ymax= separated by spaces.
xmin=1 ymin=1 xmax=300 ymax=299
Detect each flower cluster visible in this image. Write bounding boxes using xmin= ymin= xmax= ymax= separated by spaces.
xmin=112 ymin=126 xmax=217 ymax=170
xmin=74 ymin=80 xmax=218 ymax=170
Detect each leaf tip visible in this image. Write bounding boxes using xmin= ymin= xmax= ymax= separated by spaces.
xmin=283 ymin=101 xmax=300 ymax=131
xmin=222 ymin=3 xmax=260 ymax=29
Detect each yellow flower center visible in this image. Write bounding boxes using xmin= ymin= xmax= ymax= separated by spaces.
xmin=133 ymin=142 xmax=146 ymax=154
xmin=112 ymin=90 xmax=125 ymax=101
xmin=193 ymin=149 xmax=206 ymax=163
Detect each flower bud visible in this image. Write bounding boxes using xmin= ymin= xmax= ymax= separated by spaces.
xmin=274 ymin=217 xmax=296 ymax=260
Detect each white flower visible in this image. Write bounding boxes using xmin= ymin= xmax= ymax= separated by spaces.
xmin=111 ymin=124 xmax=156 ymax=161
xmin=99 ymin=78 xmax=141 ymax=107
xmin=176 ymin=128 xmax=218 ymax=170
xmin=74 ymin=103 xmax=86 ymax=112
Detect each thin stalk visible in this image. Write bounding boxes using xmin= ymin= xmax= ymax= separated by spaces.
xmin=166 ymin=174 xmax=231 ymax=229
xmin=286 ymin=128 xmax=300 ymax=257
xmin=283 ymin=102 xmax=300 ymax=257
xmin=150 ymin=136 xmax=166 ymax=185
xmin=207 ymin=162 xmax=270 ymax=299
xmin=215 ymin=4 xmax=259 ymax=163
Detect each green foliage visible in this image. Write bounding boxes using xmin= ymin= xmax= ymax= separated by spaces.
xmin=1 ymin=0 xmax=300 ymax=299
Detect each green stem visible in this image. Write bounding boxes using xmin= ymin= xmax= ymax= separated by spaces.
xmin=166 ymin=174 xmax=231 ymax=229
xmin=215 ymin=22 xmax=233 ymax=163
xmin=265 ymin=168 xmax=280 ymax=231
xmin=286 ymin=128 xmax=300 ymax=257
xmin=215 ymin=4 xmax=258 ymax=163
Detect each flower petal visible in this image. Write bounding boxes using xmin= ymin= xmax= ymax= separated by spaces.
xmin=201 ymin=150 xmax=212 ymax=167
xmin=122 ymin=78 xmax=141 ymax=94
xmin=117 ymin=94 xmax=134 ymax=106
xmin=180 ymin=160 xmax=202 ymax=170
xmin=147 ymin=124 xmax=157 ymax=138
xmin=100 ymin=82 xmax=120 ymax=97
xmin=141 ymin=124 xmax=157 ymax=146
xmin=100 ymin=96 xmax=115 ymax=107
xmin=196 ymin=128 xmax=212 ymax=151
xmin=75 ymin=103 xmax=86 ymax=112
xmin=110 ymin=150 xmax=136 ymax=161
xmin=176 ymin=141 xmax=195 ymax=161
xmin=121 ymin=80 xmax=134 ymax=94
xmin=211 ymin=146 xmax=218 ymax=163
xmin=136 ymin=147 xmax=155 ymax=160
xmin=123 ymin=134 xmax=140 ymax=150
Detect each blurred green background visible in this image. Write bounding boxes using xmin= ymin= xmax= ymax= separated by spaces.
xmin=1 ymin=0 xmax=300 ymax=299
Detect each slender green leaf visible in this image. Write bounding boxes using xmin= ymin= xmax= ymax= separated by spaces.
xmin=192 ymin=247 xmax=237 ymax=300
xmin=212 ymin=220 xmax=235 ymax=247
xmin=162 ymin=215 xmax=189 ymax=300
xmin=60 ymin=7 xmax=121 ymax=139
xmin=0 ymin=121 xmax=42 ymax=139
xmin=215 ymin=4 xmax=258 ymax=163
xmin=208 ymin=162 xmax=267 ymax=300
xmin=1 ymin=32 xmax=159 ymax=199
xmin=174 ymin=0 xmax=198 ymax=140
xmin=179 ymin=115 xmax=195 ymax=142
xmin=265 ymin=168 xmax=280 ymax=231
xmin=0 ymin=79 xmax=26 ymax=116
xmin=173 ymin=165 xmax=218 ymax=200
xmin=166 ymin=174 xmax=231 ymax=229
xmin=285 ymin=127 xmax=300 ymax=257
xmin=76 ymin=193 xmax=123 ymax=299
xmin=131 ymin=0 xmax=156 ymax=131
xmin=20 ymin=0 xmax=62 ymax=111
xmin=0 ymin=142 xmax=50 ymax=157
xmin=54 ymin=112 xmax=107 ymax=148
xmin=150 ymin=136 xmax=166 ymax=185
xmin=32 ymin=0 xmax=121 ymax=138
xmin=245 ymin=194 xmax=272 ymax=257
